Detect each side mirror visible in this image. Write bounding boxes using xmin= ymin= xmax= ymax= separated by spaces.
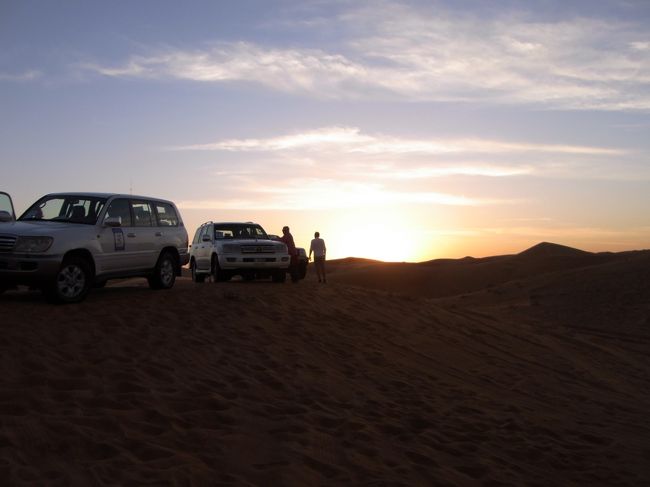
xmin=0 ymin=210 xmax=14 ymax=223
xmin=104 ymin=216 xmax=122 ymax=227
xmin=202 ymin=233 xmax=212 ymax=242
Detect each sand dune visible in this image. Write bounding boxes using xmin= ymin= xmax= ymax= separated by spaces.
xmin=327 ymin=242 xmax=626 ymax=299
xmin=1 ymin=243 xmax=649 ymax=485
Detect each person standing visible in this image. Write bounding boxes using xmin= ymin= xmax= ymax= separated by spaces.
xmin=280 ymin=225 xmax=299 ymax=283
xmin=309 ymin=231 xmax=327 ymax=283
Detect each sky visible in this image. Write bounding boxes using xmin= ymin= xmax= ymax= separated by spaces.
xmin=1 ymin=0 xmax=649 ymax=262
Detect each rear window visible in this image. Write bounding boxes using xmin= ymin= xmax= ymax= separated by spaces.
xmin=155 ymin=202 xmax=179 ymax=227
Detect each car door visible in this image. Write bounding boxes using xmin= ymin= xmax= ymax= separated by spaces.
xmin=0 ymin=192 xmax=15 ymax=221
xmin=130 ymin=200 xmax=159 ymax=270
xmin=196 ymin=225 xmax=212 ymax=271
xmin=97 ymin=198 xmax=139 ymax=273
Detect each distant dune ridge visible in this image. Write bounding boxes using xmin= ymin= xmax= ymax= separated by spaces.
xmin=1 ymin=242 xmax=649 ymax=485
xmin=327 ymin=241 xmax=631 ymax=299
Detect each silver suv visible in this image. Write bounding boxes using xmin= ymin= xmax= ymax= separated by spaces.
xmin=189 ymin=221 xmax=289 ymax=283
xmin=0 ymin=192 xmax=189 ymax=302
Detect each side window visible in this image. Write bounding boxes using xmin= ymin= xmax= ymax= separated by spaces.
xmin=104 ymin=199 xmax=132 ymax=227
xmin=0 ymin=193 xmax=14 ymax=218
xmin=192 ymin=227 xmax=202 ymax=245
xmin=131 ymin=201 xmax=154 ymax=227
xmin=200 ymin=225 xmax=211 ymax=241
xmin=154 ymin=202 xmax=179 ymax=227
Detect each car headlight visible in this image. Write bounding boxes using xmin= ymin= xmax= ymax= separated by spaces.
xmin=222 ymin=244 xmax=239 ymax=254
xmin=14 ymin=236 xmax=54 ymax=252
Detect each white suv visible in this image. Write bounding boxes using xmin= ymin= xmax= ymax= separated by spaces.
xmin=189 ymin=222 xmax=290 ymax=283
xmin=0 ymin=192 xmax=189 ymax=302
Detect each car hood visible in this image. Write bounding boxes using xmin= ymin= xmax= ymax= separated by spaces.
xmin=0 ymin=220 xmax=93 ymax=236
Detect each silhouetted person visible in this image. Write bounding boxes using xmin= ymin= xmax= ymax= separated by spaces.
xmin=280 ymin=225 xmax=299 ymax=283
xmin=309 ymin=231 xmax=327 ymax=283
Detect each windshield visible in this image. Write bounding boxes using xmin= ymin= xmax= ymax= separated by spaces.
xmin=19 ymin=195 xmax=107 ymax=225
xmin=214 ymin=223 xmax=268 ymax=240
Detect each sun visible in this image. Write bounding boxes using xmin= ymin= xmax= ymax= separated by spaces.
xmin=323 ymin=209 xmax=426 ymax=262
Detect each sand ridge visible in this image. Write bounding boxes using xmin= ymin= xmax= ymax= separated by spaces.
xmin=1 ymin=243 xmax=649 ymax=485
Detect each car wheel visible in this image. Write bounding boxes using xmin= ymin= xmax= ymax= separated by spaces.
xmin=289 ymin=264 xmax=300 ymax=283
xmin=299 ymin=261 xmax=308 ymax=280
xmin=211 ymin=255 xmax=226 ymax=282
xmin=148 ymin=251 xmax=177 ymax=290
xmin=46 ymin=256 xmax=93 ymax=303
xmin=272 ymin=269 xmax=286 ymax=283
xmin=191 ymin=259 xmax=205 ymax=283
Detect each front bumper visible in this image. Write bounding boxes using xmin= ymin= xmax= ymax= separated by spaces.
xmin=0 ymin=253 xmax=62 ymax=285
xmin=218 ymin=255 xmax=290 ymax=270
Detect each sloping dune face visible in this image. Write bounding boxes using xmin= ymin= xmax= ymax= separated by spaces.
xmin=328 ymin=242 xmax=621 ymax=298
xmin=1 ymin=248 xmax=649 ymax=485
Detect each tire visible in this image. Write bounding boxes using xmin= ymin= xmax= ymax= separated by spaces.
xmin=211 ymin=255 xmax=227 ymax=282
xmin=298 ymin=261 xmax=308 ymax=280
xmin=191 ymin=259 xmax=205 ymax=283
xmin=289 ymin=264 xmax=300 ymax=283
xmin=46 ymin=256 xmax=93 ymax=303
xmin=148 ymin=251 xmax=177 ymax=290
xmin=272 ymin=269 xmax=287 ymax=283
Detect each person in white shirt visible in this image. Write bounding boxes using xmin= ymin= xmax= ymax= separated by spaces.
xmin=309 ymin=231 xmax=327 ymax=283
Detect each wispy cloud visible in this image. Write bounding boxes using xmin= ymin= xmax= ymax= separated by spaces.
xmin=170 ymin=126 xmax=624 ymax=156
xmin=0 ymin=70 xmax=41 ymax=82
xmin=178 ymin=178 xmax=513 ymax=211
xmin=168 ymin=126 xmax=637 ymax=181
xmin=468 ymin=225 xmax=650 ymax=244
xmin=82 ymin=42 xmax=369 ymax=97
xmin=82 ymin=3 xmax=650 ymax=110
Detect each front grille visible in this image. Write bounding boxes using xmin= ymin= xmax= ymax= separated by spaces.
xmin=241 ymin=245 xmax=275 ymax=254
xmin=0 ymin=235 xmax=17 ymax=252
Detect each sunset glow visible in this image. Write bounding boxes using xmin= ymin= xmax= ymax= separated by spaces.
xmin=2 ymin=1 xmax=649 ymax=261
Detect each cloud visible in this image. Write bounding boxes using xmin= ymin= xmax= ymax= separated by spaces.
xmin=83 ymin=42 xmax=369 ymax=97
xmin=0 ymin=70 xmax=41 ymax=82
xmin=82 ymin=3 xmax=650 ymax=110
xmin=170 ymin=126 xmax=624 ymax=156
xmin=629 ymin=41 xmax=650 ymax=51
xmin=168 ymin=125 xmax=644 ymax=186
xmin=178 ymin=178 xmax=512 ymax=211
xmin=469 ymin=225 xmax=650 ymax=243
xmin=384 ymin=165 xmax=533 ymax=178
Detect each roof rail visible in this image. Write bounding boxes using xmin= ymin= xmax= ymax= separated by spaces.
xmin=201 ymin=221 xmax=214 ymax=226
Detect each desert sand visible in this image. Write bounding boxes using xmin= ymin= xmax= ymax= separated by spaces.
xmin=1 ymin=242 xmax=649 ymax=486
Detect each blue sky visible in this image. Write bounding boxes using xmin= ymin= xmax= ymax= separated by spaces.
xmin=2 ymin=0 xmax=649 ymax=260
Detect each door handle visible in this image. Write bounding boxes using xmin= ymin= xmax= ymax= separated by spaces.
xmin=127 ymin=233 xmax=136 ymax=238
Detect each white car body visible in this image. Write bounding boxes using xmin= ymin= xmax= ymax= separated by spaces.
xmin=189 ymin=221 xmax=290 ymax=282
xmin=0 ymin=192 xmax=189 ymax=302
